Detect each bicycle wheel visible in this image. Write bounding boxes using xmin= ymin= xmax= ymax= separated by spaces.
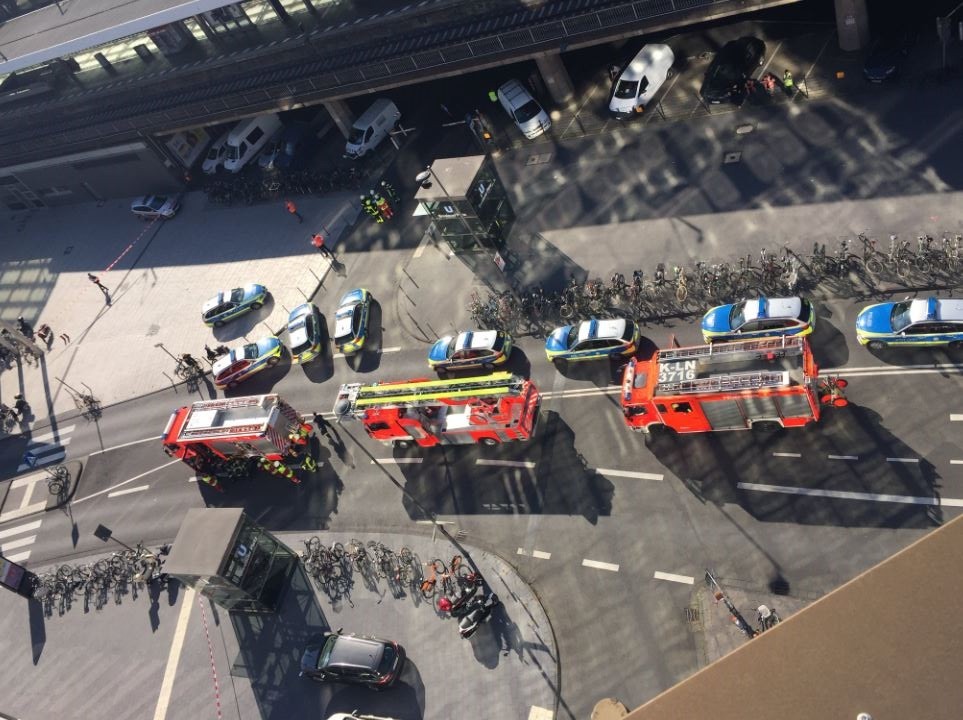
xmin=559 ymin=303 xmax=574 ymax=320
xmin=675 ymin=283 xmax=688 ymax=305
xmin=305 ymin=536 xmax=322 ymax=554
xmin=420 ymin=578 xmax=436 ymax=599
xmin=864 ymin=257 xmax=884 ymax=276
xmin=330 ymin=542 xmax=345 ymax=561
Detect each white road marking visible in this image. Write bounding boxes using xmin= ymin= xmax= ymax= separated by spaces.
xmin=4 ymin=550 xmax=32 ymax=563
xmin=477 ymin=459 xmax=535 ymax=468
xmin=381 ymin=347 xmax=402 ymax=353
xmin=0 ymin=519 xmax=42 ymax=539
xmin=828 ymin=454 xmax=858 ymax=461
xmin=582 ymin=558 xmax=620 ymax=572
xmin=594 ymin=468 xmax=663 ymax=481
xmin=413 ymin=232 xmax=430 ymax=258
xmin=952 ymin=414 xmax=963 ymax=422
xmin=90 ymin=435 xmax=159 ymax=455
xmin=23 ymin=425 xmax=76 ymax=446
xmin=332 ymin=352 xmax=345 ymax=359
xmin=517 ymin=548 xmax=551 ymax=559
xmin=73 ymin=459 xmax=180 ymax=505
xmin=17 ymin=450 xmax=66 ymax=472
xmin=951 ymin=460 xmax=963 ymax=465
xmin=11 ymin=473 xmax=45 ymax=489
xmin=653 ymin=571 xmax=694 ymax=585
xmin=757 ymin=39 xmax=784 ymax=79
xmin=370 ymin=458 xmax=423 ymax=465
xmin=187 ymin=476 xmax=197 ymax=483
xmin=107 ymin=485 xmax=150 ymax=498
xmin=0 ymin=501 xmax=48 ymax=523
xmin=152 ymin=588 xmax=195 ymax=720
xmin=772 ymin=452 xmax=801 ymax=458
xmin=415 ymin=520 xmax=454 ymax=525
xmin=738 ymin=482 xmax=963 ymax=507
xmin=528 ymin=705 xmax=554 ymax=720
xmin=0 ymin=535 xmax=36 ymax=552
xmin=540 ymin=387 xmax=620 ymax=400
xmin=886 ymin=457 xmax=919 ymax=463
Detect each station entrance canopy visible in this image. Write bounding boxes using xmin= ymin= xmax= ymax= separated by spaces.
xmin=0 ymin=0 xmax=243 ymax=75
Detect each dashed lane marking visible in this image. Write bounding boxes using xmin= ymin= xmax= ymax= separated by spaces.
xmin=952 ymin=414 xmax=963 ymax=422
xmin=370 ymin=458 xmax=423 ymax=465
xmin=90 ymin=435 xmax=159 ymax=455
xmin=738 ymin=482 xmax=963 ymax=506
xmin=951 ymin=460 xmax=963 ymax=465
xmin=415 ymin=520 xmax=454 ymax=525
xmin=653 ymin=571 xmax=695 ymax=585
xmin=886 ymin=457 xmax=919 ymax=463
xmin=593 ymin=468 xmax=663 ymax=481
xmin=477 ymin=459 xmax=535 ymax=468
xmin=582 ymin=558 xmax=620 ymax=572
xmin=73 ymin=459 xmax=180 ymax=505
xmin=107 ymin=485 xmax=150 ymax=498
xmin=828 ymin=455 xmax=858 ymax=461
xmin=517 ymin=548 xmax=551 ymax=560
xmin=772 ymin=452 xmax=802 ymax=458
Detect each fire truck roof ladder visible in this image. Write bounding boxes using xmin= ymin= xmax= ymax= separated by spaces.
xmin=658 ymin=336 xmax=804 ymax=363
xmin=658 ymin=370 xmax=790 ymax=395
xmin=347 ymin=372 xmax=524 ymax=409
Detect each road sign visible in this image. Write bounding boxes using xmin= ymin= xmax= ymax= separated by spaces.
xmin=22 ymin=452 xmax=37 ymax=468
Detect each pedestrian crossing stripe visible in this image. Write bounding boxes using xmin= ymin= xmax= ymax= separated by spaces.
xmin=17 ymin=425 xmax=75 ymax=472
xmin=0 ymin=517 xmax=43 ymax=564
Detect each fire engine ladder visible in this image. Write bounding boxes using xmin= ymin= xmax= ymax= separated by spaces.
xmin=658 ymin=336 xmax=803 ymax=363
xmin=342 ymin=372 xmax=524 ymax=411
xmin=658 ymin=370 xmax=790 ymax=395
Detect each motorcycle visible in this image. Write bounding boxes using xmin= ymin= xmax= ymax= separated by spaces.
xmin=438 ymin=571 xmax=484 ymax=618
xmin=458 ymin=592 xmax=499 ymax=639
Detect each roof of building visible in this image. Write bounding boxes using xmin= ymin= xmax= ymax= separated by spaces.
xmin=623 ymin=514 xmax=963 ymax=720
xmin=413 ymin=156 xmax=486 ymax=200
xmin=164 ymin=507 xmax=244 ymax=577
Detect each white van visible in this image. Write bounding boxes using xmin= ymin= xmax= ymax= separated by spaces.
xmin=497 ymin=79 xmax=551 ymax=140
xmin=608 ymin=44 xmax=675 ymax=119
xmin=223 ymin=114 xmax=283 ymax=172
xmin=202 ymin=130 xmax=231 ymax=174
xmin=344 ymin=98 xmax=401 ymax=159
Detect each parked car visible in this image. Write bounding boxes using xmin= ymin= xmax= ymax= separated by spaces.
xmin=287 ymin=302 xmax=323 ymax=364
xmin=275 ymin=123 xmax=315 ymax=171
xmin=700 ymin=36 xmax=766 ymax=104
xmin=701 ymin=297 xmax=815 ymax=342
xmin=256 ymin=126 xmax=288 ymax=170
xmin=300 ymin=631 xmax=406 ymax=689
xmin=211 ymin=337 xmax=283 ymax=389
xmin=863 ymin=30 xmax=916 ymax=82
xmin=856 ymin=297 xmax=963 ymax=350
xmin=202 ymin=131 xmax=230 ymax=174
xmin=333 ymin=288 xmax=372 ymax=355
xmin=497 ymin=79 xmax=551 ymax=139
xmin=202 ymin=284 xmax=268 ymax=327
xmin=428 ymin=329 xmax=512 ymax=372
xmin=130 ymin=195 xmax=179 ymax=220
xmin=608 ymin=43 xmax=675 ymax=118
xmin=545 ymin=318 xmax=640 ymax=363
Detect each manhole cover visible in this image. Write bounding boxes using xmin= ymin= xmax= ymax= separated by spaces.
xmin=684 ymin=607 xmax=700 ymax=622
xmin=525 ymin=152 xmax=553 ymax=166
xmin=723 ymin=151 xmax=742 ymax=164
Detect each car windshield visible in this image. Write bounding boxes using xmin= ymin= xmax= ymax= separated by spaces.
xmin=206 ymin=146 xmax=221 ymax=160
xmin=242 ymin=343 xmax=260 ymax=359
xmin=729 ymin=303 xmax=747 ymax=329
xmin=621 ymin=322 xmax=636 ymax=341
xmin=290 ymin=321 xmax=311 ymax=354
xmin=890 ymin=302 xmax=913 ymax=332
xmin=613 ymin=80 xmax=639 ymax=99
xmin=318 ymin=636 xmax=337 ymax=669
xmin=334 ymin=309 xmax=353 ymax=344
xmin=347 ymin=127 xmax=365 ymax=144
xmin=514 ymin=100 xmax=542 ymax=123
xmin=148 ymin=197 xmax=167 ymax=210
xmin=226 ymin=144 xmax=241 ymax=160
xmin=377 ymin=644 xmax=397 ymax=675
xmin=230 ymin=288 xmax=245 ymax=303
xmin=566 ymin=327 xmax=579 ymax=349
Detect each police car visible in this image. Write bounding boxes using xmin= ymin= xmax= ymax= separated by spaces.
xmin=333 ymin=288 xmax=372 ymax=355
xmin=202 ymin=284 xmax=268 ymax=327
xmin=856 ymin=297 xmax=963 ymax=350
xmin=286 ymin=303 xmax=323 ymax=364
xmin=212 ymin=337 xmax=283 ymax=389
xmin=545 ymin=318 xmax=640 ymax=363
xmin=701 ymin=296 xmax=815 ymax=343
xmin=428 ymin=330 xmax=512 ymax=372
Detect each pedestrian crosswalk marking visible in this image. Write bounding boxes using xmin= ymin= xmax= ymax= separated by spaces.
xmin=0 ymin=517 xmax=44 ymax=563
xmin=17 ymin=424 xmax=75 ymax=472
xmin=0 ymin=519 xmax=41 ymax=538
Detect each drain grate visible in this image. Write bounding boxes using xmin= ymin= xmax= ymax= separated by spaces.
xmin=723 ymin=151 xmax=742 ymax=164
xmin=526 ymin=152 xmax=553 ymax=166
xmin=770 ymin=579 xmax=791 ymax=595
xmin=684 ymin=607 xmax=700 ymax=623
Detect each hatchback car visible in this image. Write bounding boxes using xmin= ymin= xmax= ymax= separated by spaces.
xmin=545 ymin=318 xmax=640 ymax=363
xmin=608 ymin=44 xmax=675 ymax=119
xmin=428 ymin=329 xmax=512 ymax=372
xmin=333 ymin=288 xmax=372 ymax=354
xmin=863 ymin=30 xmax=916 ymax=83
xmin=130 ymin=195 xmax=179 ymax=220
xmin=497 ymin=79 xmax=551 ymax=140
xmin=700 ymin=36 xmax=766 ymax=104
xmin=300 ymin=631 xmax=405 ymax=689
xmin=211 ymin=337 xmax=283 ymax=389
xmin=287 ymin=302 xmax=324 ymax=364
xmin=701 ymin=296 xmax=815 ymax=342
xmin=202 ymin=284 xmax=268 ymax=327
xmin=856 ymin=297 xmax=963 ymax=350
xmin=202 ymin=131 xmax=230 ymax=174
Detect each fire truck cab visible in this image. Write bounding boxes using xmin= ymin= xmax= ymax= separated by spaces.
xmin=621 ymin=336 xmax=823 ymax=434
xmin=333 ymin=372 xmax=540 ymax=448
xmin=162 ymin=394 xmax=302 ymax=478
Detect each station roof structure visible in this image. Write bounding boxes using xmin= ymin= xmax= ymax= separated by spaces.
xmin=0 ymin=0 xmax=238 ymax=75
xmin=414 ymin=156 xmax=487 ymax=201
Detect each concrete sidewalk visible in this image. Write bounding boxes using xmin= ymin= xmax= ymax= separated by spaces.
xmin=0 ymin=532 xmax=558 ymax=720
xmin=0 ymin=191 xmax=359 ymax=435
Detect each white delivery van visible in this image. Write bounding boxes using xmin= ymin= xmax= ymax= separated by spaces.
xmin=344 ymin=98 xmax=401 ymax=159
xmin=608 ymin=44 xmax=675 ymax=119
xmin=497 ymin=79 xmax=551 ymax=140
xmin=223 ymin=114 xmax=283 ymax=172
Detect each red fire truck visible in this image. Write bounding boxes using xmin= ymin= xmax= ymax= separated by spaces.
xmin=333 ymin=372 xmax=540 ymax=448
xmin=162 ymin=394 xmax=303 ymax=478
xmin=620 ymin=336 xmax=843 ymax=434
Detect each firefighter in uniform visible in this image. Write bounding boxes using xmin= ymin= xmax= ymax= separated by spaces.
xmin=272 ymin=459 xmax=299 ymax=483
xmin=380 ymin=180 xmax=399 ymax=205
xmin=198 ymin=474 xmax=225 ymax=493
xmin=300 ymin=453 xmax=317 ymax=472
xmin=361 ymin=195 xmax=383 ymax=223
xmin=371 ymin=189 xmax=393 ymax=220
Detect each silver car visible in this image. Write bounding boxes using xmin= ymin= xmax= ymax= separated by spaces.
xmin=130 ymin=195 xmax=179 ymax=220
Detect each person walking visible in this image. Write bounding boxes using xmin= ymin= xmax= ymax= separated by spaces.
xmin=371 ymin=189 xmax=393 ymax=220
xmin=198 ymin=474 xmax=225 ymax=493
xmin=313 ymin=412 xmax=332 ymax=439
xmin=300 ymin=453 xmax=317 ymax=472
xmin=88 ymin=273 xmax=109 ymax=296
xmin=488 ymin=89 xmax=498 ymax=103
xmin=782 ymin=69 xmax=795 ymax=98
xmin=361 ymin=195 xmax=383 ymax=224
xmin=380 ymin=180 xmax=399 ymax=205
xmin=608 ymin=64 xmax=620 ymax=82
xmin=284 ymin=199 xmax=303 ymax=223
xmin=311 ymin=232 xmax=333 ymax=258
xmin=271 ymin=459 xmax=300 ymax=484
xmin=204 ymin=345 xmax=219 ymax=363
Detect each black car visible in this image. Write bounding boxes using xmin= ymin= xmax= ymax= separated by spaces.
xmin=700 ymin=36 xmax=766 ymax=104
xmin=276 ymin=123 xmax=316 ymax=171
xmin=300 ymin=632 xmax=405 ymax=689
xmin=863 ymin=31 xmax=915 ymax=82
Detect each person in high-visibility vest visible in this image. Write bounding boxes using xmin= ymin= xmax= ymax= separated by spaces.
xmin=300 ymin=453 xmax=317 ymax=472
xmin=371 ymin=189 xmax=393 ymax=220
xmin=782 ymin=69 xmax=794 ymax=97
xmin=198 ymin=474 xmax=225 ymax=493
xmin=272 ymin=460 xmax=300 ymax=484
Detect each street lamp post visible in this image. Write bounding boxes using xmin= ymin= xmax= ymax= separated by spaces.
xmin=939 ymin=2 xmax=963 ymax=73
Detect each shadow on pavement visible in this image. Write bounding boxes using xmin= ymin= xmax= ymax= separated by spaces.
xmin=27 ymin=597 xmax=45 ymax=664
xmin=212 ymin=295 xmax=276 ymax=343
